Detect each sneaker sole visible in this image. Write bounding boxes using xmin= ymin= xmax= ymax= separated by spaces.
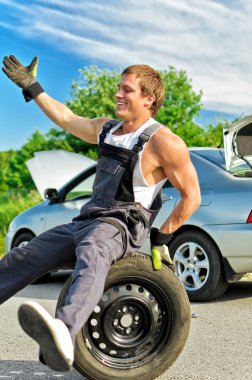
xmin=18 ymin=302 xmax=72 ymax=372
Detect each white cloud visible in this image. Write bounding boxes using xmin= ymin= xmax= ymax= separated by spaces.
xmin=1 ymin=0 xmax=252 ymax=114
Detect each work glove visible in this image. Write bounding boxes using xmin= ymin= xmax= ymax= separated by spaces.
xmin=2 ymin=55 xmax=44 ymax=102
xmin=150 ymin=227 xmax=175 ymax=272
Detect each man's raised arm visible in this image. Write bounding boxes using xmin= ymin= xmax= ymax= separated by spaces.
xmin=2 ymin=55 xmax=111 ymax=144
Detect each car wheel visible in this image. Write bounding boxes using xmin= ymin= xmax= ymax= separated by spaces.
xmin=56 ymin=252 xmax=191 ymax=380
xmin=169 ymin=230 xmax=228 ymax=302
xmin=12 ymin=232 xmax=51 ymax=284
xmin=12 ymin=231 xmax=35 ymax=248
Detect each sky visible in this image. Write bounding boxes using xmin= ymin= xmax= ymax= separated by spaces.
xmin=1 ymin=0 xmax=252 ymax=151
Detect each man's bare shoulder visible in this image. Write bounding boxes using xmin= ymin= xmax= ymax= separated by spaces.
xmin=92 ymin=117 xmax=115 ymax=136
xmin=151 ymin=125 xmax=188 ymax=158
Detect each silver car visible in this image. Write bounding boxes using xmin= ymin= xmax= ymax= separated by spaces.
xmin=5 ymin=116 xmax=252 ymax=301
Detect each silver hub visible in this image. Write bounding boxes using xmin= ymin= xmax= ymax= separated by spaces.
xmin=173 ymin=241 xmax=210 ymax=291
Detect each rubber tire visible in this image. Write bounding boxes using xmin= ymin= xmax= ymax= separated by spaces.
xmin=56 ymin=252 xmax=191 ymax=380
xmin=12 ymin=232 xmax=51 ymax=284
xmin=12 ymin=231 xmax=35 ymax=248
xmin=169 ymin=230 xmax=228 ymax=302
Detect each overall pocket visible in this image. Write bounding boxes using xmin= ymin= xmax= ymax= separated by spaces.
xmin=92 ymin=156 xmax=125 ymax=203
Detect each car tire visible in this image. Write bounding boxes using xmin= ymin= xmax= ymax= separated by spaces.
xmin=56 ymin=252 xmax=191 ymax=380
xmin=169 ymin=230 xmax=228 ymax=302
xmin=12 ymin=231 xmax=35 ymax=248
xmin=12 ymin=232 xmax=51 ymax=284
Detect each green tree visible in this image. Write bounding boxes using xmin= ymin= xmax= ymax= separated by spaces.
xmin=67 ymin=66 xmax=120 ymax=119
xmin=3 ymin=129 xmax=74 ymax=190
xmin=157 ymin=67 xmax=202 ymax=128
xmin=0 ymin=150 xmax=16 ymax=191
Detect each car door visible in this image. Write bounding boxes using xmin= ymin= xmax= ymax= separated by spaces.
xmin=44 ymin=172 xmax=96 ymax=231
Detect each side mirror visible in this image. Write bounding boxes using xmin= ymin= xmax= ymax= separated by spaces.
xmin=44 ymin=188 xmax=58 ymax=200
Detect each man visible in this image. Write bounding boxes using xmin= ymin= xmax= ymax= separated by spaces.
xmin=1 ymin=55 xmax=201 ymax=372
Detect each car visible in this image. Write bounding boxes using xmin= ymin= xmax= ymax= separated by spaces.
xmin=5 ymin=116 xmax=252 ymax=301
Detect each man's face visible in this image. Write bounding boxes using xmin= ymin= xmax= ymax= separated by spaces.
xmin=115 ymin=73 xmax=150 ymax=120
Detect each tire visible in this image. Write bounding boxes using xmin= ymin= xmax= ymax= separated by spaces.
xmin=12 ymin=231 xmax=35 ymax=248
xmin=12 ymin=232 xmax=51 ymax=284
xmin=56 ymin=252 xmax=191 ymax=380
xmin=169 ymin=230 xmax=228 ymax=302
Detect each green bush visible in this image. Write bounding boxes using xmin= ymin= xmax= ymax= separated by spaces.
xmin=0 ymin=190 xmax=41 ymax=256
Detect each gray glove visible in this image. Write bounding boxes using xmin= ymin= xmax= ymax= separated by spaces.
xmin=2 ymin=55 xmax=44 ymax=101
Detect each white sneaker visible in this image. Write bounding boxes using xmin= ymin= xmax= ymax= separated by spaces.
xmin=18 ymin=301 xmax=74 ymax=372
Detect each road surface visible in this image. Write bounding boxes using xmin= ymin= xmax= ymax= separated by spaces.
xmin=0 ymin=272 xmax=251 ymax=379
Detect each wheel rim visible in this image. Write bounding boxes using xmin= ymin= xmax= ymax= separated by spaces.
xmin=18 ymin=241 xmax=29 ymax=248
xmin=82 ymin=277 xmax=173 ymax=369
xmin=174 ymin=241 xmax=210 ymax=292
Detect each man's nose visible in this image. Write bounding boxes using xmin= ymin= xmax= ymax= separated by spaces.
xmin=116 ymin=88 xmax=123 ymax=97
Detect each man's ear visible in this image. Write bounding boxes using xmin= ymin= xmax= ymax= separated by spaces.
xmin=145 ymin=95 xmax=155 ymax=106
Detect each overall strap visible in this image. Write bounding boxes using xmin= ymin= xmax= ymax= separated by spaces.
xmin=99 ymin=119 xmax=120 ymax=144
xmin=114 ymin=122 xmax=162 ymax=204
xmin=132 ymin=122 xmax=162 ymax=154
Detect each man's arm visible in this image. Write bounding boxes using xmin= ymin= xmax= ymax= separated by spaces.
xmin=2 ymin=55 xmax=111 ymax=143
xmin=34 ymin=93 xmax=111 ymax=144
xmin=154 ymin=128 xmax=201 ymax=234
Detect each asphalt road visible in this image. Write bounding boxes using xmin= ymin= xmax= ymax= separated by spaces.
xmin=0 ymin=272 xmax=251 ymax=380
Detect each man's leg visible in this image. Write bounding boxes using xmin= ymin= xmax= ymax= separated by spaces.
xmin=56 ymin=219 xmax=124 ymax=343
xmin=6 ymin=223 xmax=77 ymax=371
xmin=18 ymin=220 xmax=124 ymax=372
xmin=0 ymin=223 xmax=76 ymax=304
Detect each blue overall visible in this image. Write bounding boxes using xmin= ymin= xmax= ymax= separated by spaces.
xmin=0 ymin=120 xmax=162 ymax=343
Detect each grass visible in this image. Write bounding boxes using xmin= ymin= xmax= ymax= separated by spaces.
xmin=0 ymin=189 xmax=42 ymax=256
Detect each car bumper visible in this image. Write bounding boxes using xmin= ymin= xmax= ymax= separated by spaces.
xmin=204 ymin=223 xmax=252 ymax=273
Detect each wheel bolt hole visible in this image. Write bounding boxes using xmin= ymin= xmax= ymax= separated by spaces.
xmin=138 ymin=287 xmax=144 ymax=293
xmin=157 ymin=317 xmax=162 ymax=324
xmin=94 ymin=306 xmax=100 ymax=313
xmin=99 ymin=343 xmax=106 ymax=350
xmin=90 ymin=318 xmax=97 ymax=326
xmin=126 ymin=284 xmax=132 ymax=291
xmin=101 ymin=294 xmax=109 ymax=302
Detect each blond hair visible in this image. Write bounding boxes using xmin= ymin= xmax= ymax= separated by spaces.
xmin=122 ymin=64 xmax=164 ymax=116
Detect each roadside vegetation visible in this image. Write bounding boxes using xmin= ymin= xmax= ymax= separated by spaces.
xmin=0 ymin=65 xmax=232 ymax=255
xmin=0 ymin=190 xmax=41 ymax=255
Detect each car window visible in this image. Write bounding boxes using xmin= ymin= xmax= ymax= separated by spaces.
xmin=231 ymin=164 xmax=252 ymax=177
xmin=65 ymin=173 xmax=95 ymax=201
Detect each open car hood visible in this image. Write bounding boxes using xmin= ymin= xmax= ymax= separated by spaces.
xmin=26 ymin=150 xmax=96 ymax=199
xmin=223 ymin=115 xmax=252 ymax=171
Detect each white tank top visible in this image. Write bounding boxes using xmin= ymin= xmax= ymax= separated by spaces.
xmin=99 ymin=118 xmax=167 ymax=208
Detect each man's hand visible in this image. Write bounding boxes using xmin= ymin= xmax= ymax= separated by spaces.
xmin=2 ymin=55 xmax=38 ymax=89
xmin=150 ymin=227 xmax=175 ymax=272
